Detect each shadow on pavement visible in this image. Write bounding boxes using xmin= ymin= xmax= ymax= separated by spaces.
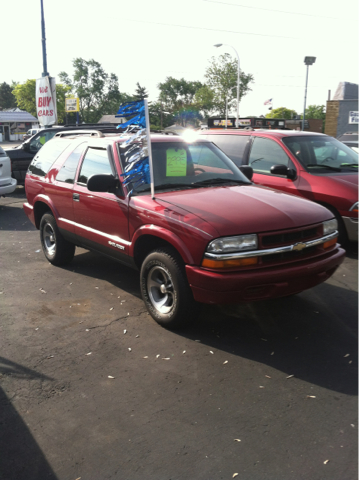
xmin=0 ymin=357 xmax=58 ymax=480
xmin=68 ymin=250 xmax=357 ymax=396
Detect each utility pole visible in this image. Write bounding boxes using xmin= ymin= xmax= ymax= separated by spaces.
xmin=40 ymin=0 xmax=49 ymax=77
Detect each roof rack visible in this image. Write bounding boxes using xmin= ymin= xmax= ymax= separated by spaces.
xmin=54 ymin=130 xmax=105 ymax=138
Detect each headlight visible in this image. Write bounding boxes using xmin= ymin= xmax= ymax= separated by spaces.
xmin=207 ymin=234 xmax=258 ymax=253
xmin=323 ymin=219 xmax=338 ymax=235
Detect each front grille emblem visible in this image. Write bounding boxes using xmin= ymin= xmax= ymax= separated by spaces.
xmin=292 ymin=242 xmax=306 ymax=251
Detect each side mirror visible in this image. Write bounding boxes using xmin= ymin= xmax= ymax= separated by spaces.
xmin=270 ymin=164 xmax=296 ymax=180
xmin=239 ymin=165 xmax=253 ymax=181
xmin=87 ymin=174 xmax=117 ymax=192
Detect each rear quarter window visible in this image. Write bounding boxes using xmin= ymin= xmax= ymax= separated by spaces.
xmin=28 ymin=139 xmax=71 ymax=177
xmin=56 ymin=143 xmax=87 ymax=184
xmin=206 ymin=134 xmax=250 ymax=165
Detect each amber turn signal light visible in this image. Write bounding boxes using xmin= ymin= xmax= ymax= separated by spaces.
xmin=202 ymin=257 xmax=258 ymax=269
xmin=323 ymin=237 xmax=337 ymax=249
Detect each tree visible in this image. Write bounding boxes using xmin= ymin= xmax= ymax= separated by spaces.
xmin=134 ymin=82 xmax=148 ymax=100
xmin=304 ymin=104 xmax=326 ymax=132
xmin=266 ymin=107 xmax=297 ymax=119
xmin=194 ymin=85 xmax=215 ymax=119
xmin=59 ymin=58 xmax=130 ymax=123
xmin=305 ymin=105 xmax=326 ymax=119
xmin=158 ymin=77 xmax=204 ymax=126
xmin=12 ymin=79 xmax=71 ymax=123
xmin=205 ymin=54 xmax=254 ymax=116
xmin=0 ymin=82 xmax=17 ymax=110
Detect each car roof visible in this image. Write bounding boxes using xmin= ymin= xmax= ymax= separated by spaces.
xmin=202 ymin=129 xmax=327 ymax=139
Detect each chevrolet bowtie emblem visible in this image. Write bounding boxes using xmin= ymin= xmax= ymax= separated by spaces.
xmin=292 ymin=242 xmax=306 ymax=251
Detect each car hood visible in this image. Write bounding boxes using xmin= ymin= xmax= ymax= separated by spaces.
xmin=159 ymin=185 xmax=332 ymax=237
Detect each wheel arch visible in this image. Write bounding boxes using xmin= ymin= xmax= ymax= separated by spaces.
xmin=131 ymin=226 xmax=194 ymax=270
xmin=33 ymin=195 xmax=58 ymax=229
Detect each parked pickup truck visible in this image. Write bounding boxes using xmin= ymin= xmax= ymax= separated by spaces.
xmin=7 ymin=124 xmax=120 ymax=184
xmin=23 ymin=131 xmax=345 ymax=329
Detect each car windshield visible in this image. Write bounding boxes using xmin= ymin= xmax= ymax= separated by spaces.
xmin=283 ymin=136 xmax=358 ymax=174
xmin=120 ymin=141 xmax=251 ymax=194
xmin=282 ymin=136 xmax=358 ymax=173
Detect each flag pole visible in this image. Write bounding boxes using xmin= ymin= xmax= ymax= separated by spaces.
xmin=144 ymin=99 xmax=155 ymax=199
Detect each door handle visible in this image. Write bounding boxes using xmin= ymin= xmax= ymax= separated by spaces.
xmin=73 ymin=193 xmax=80 ymax=201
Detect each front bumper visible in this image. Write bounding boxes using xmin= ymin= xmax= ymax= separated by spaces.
xmin=186 ymin=246 xmax=345 ymax=304
xmin=342 ymin=216 xmax=358 ymax=242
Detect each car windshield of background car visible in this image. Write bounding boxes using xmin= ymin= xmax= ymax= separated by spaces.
xmin=29 ymin=131 xmax=58 ymax=153
xmin=283 ymin=136 xmax=358 ymax=173
xmin=121 ymin=141 xmax=250 ymax=194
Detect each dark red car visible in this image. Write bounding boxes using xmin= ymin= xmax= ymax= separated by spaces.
xmin=24 ymin=131 xmax=344 ymax=328
xmin=200 ymin=129 xmax=358 ymax=243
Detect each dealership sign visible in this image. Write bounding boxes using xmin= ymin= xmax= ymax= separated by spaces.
xmin=36 ymin=76 xmax=57 ymax=126
xmin=349 ymin=111 xmax=358 ymax=124
xmin=65 ymin=97 xmax=79 ymax=112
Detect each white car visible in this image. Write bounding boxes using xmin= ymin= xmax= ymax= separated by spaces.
xmin=0 ymin=145 xmax=17 ymax=196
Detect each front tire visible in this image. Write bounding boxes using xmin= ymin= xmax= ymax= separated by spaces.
xmin=140 ymin=247 xmax=199 ymax=329
xmin=40 ymin=213 xmax=75 ymax=266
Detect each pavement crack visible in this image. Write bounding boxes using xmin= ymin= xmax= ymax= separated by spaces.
xmin=87 ymin=311 xmax=147 ymax=330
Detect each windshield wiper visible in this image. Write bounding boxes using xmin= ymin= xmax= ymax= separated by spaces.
xmin=192 ymin=178 xmax=250 ymax=186
xmin=340 ymin=163 xmax=358 ymax=168
xmin=306 ymin=164 xmax=341 ymax=172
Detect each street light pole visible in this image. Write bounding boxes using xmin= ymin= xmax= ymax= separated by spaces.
xmin=214 ymin=43 xmax=240 ymax=128
xmin=40 ymin=0 xmax=49 ymax=77
xmin=302 ymin=56 xmax=316 ymax=131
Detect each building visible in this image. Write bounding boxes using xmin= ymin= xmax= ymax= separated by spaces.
xmin=0 ymin=109 xmax=39 ymax=142
xmin=325 ymin=82 xmax=358 ymax=138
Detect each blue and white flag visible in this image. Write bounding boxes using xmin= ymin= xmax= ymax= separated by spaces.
xmin=116 ymin=100 xmax=154 ymax=198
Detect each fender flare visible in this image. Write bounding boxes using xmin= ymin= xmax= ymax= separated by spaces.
xmin=33 ymin=194 xmax=59 ymax=228
xmin=130 ymin=224 xmax=195 ymax=264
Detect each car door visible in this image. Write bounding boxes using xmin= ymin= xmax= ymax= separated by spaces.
xmin=247 ymin=136 xmax=301 ymax=195
xmin=72 ymin=145 xmax=131 ymax=263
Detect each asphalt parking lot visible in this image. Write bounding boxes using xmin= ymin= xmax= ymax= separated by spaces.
xmin=1 ymin=187 xmax=357 ymax=480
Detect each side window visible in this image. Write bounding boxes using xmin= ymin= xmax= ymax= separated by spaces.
xmin=77 ymin=148 xmax=112 ymax=186
xmin=249 ymin=137 xmax=289 ymax=174
xmin=56 ymin=143 xmax=87 ymax=184
xmin=207 ymin=134 xmax=249 ymax=165
xmin=29 ymin=131 xmax=57 ymax=153
xmin=28 ymin=140 xmax=71 ymax=177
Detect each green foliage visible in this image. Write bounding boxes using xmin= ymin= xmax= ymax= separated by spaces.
xmin=266 ymin=107 xmax=297 ymax=119
xmin=134 ymin=82 xmax=148 ymax=100
xmin=0 ymin=82 xmax=17 ymax=110
xmin=149 ymin=101 xmax=174 ymax=129
xmin=205 ymin=54 xmax=254 ymax=116
xmin=12 ymin=79 xmax=71 ymax=123
xmin=305 ymin=104 xmax=326 ymax=119
xmin=59 ymin=58 xmax=131 ymax=123
xmin=158 ymin=77 xmax=205 ymax=126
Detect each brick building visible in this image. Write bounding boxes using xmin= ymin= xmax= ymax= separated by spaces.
xmin=325 ymin=82 xmax=358 ymax=138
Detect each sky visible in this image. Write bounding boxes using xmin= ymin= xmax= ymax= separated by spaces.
xmin=2 ymin=0 xmax=358 ymax=118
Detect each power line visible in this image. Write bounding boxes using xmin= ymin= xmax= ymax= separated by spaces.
xmin=123 ymin=18 xmax=298 ymax=39
xmin=203 ymin=0 xmax=337 ymax=19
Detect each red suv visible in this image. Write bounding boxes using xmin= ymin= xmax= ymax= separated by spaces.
xmin=24 ymin=131 xmax=345 ymax=328
xmin=200 ymin=129 xmax=358 ymax=243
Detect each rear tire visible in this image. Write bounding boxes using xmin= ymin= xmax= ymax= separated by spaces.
xmin=140 ymin=247 xmax=199 ymax=329
xmin=40 ymin=213 xmax=75 ymax=266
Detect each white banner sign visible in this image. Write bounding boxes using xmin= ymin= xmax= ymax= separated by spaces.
xmin=36 ymin=76 xmax=57 ymax=126
xmin=349 ymin=111 xmax=358 ymax=124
